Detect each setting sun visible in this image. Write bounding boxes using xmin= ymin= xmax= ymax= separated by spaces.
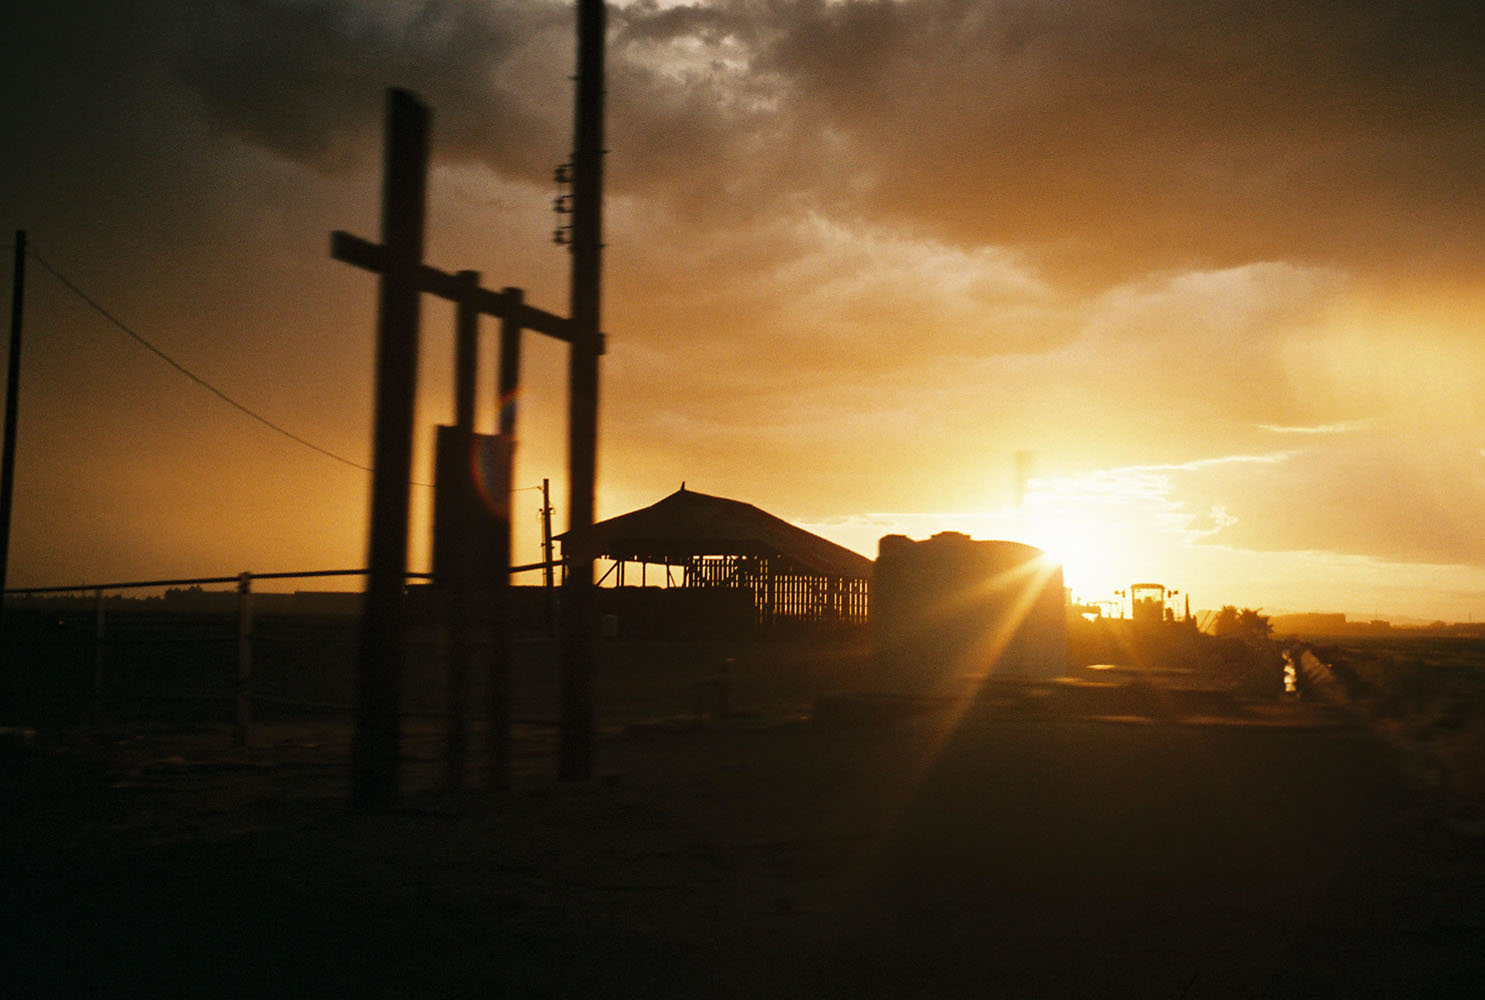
xmin=1014 ymin=506 xmax=1124 ymax=601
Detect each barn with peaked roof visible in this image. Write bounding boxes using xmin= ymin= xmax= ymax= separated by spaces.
xmin=559 ymin=486 xmax=871 ymax=627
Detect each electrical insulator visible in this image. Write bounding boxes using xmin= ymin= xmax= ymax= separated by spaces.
xmin=552 ymin=163 xmax=575 ymax=247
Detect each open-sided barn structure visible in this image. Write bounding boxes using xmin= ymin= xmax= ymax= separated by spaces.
xmin=561 ymin=486 xmax=871 ymax=628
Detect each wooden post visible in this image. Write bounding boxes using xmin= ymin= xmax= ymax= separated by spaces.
xmin=444 ymin=270 xmax=480 ymax=791
xmin=488 ymin=288 xmax=522 ymax=790
xmin=235 ymin=572 xmax=253 ymax=747
xmin=91 ymin=587 xmax=105 ymax=725
xmin=0 ymin=230 xmax=25 ymax=613
xmin=350 ymin=89 xmax=429 ymax=812
xmin=454 ymin=270 xmax=479 ymax=431
xmin=559 ymin=0 xmax=606 ymax=782
xmin=498 ymin=291 xmax=522 ymax=436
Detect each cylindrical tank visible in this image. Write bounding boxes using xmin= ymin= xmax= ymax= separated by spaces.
xmin=871 ymin=532 xmax=1067 ymax=696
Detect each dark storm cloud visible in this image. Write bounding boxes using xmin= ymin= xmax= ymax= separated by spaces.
xmin=603 ymin=0 xmax=1485 ymax=281
xmin=762 ymin=0 xmax=1485 ymax=280
xmin=101 ymin=0 xmax=1483 ymax=284
xmin=168 ymin=0 xmax=572 ymax=178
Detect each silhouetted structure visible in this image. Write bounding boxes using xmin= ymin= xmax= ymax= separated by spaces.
xmin=333 ymin=84 xmax=590 ymax=806
xmin=558 ymin=0 xmax=606 ymax=782
xmin=0 ymin=231 xmax=25 ymax=611
xmin=1130 ymin=582 xmax=1167 ymax=626
xmin=564 ymin=487 xmax=871 ymax=628
xmin=340 ymin=90 xmax=428 ymax=812
xmin=872 ymin=532 xmax=1066 ymax=695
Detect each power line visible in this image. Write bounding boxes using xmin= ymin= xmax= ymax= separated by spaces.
xmin=26 ymin=244 xmax=433 ymax=487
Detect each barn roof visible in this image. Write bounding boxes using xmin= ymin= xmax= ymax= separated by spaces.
xmin=561 ymin=487 xmax=872 ymax=579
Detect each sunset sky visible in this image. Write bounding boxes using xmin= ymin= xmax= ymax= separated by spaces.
xmin=3 ymin=0 xmax=1484 ymax=621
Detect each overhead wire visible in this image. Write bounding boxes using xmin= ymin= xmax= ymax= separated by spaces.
xmin=25 ymin=243 xmax=435 ymax=488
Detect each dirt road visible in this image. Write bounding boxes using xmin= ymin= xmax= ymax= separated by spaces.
xmin=4 ymin=696 xmax=1483 ymax=997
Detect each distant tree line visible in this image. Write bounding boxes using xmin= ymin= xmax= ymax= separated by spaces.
xmin=1211 ymin=606 xmax=1272 ymax=642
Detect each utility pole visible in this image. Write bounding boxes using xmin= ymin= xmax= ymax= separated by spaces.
xmin=559 ymin=0 xmax=605 ymax=781
xmin=0 ymin=230 xmax=27 ymax=606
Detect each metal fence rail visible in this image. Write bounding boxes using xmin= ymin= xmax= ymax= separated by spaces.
xmin=3 ymin=568 xmax=394 ymax=745
xmin=2 ymin=563 xmax=867 ymax=753
xmin=6 ymin=567 xmax=390 ymax=596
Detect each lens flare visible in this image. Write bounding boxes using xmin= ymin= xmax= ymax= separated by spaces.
xmin=470 ymin=433 xmax=515 ymax=521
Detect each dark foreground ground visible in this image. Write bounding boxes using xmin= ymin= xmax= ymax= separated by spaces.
xmin=4 ymin=689 xmax=1484 ymax=998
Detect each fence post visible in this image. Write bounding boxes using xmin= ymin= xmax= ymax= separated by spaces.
xmin=91 ymin=588 xmax=105 ymax=725
xmin=235 ymin=572 xmax=253 ymax=747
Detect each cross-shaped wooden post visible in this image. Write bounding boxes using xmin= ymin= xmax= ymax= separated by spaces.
xmin=333 ymin=90 xmax=581 ymax=807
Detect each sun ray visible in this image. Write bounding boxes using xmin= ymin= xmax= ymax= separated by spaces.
xmin=865 ymin=540 xmax=1068 ymax=856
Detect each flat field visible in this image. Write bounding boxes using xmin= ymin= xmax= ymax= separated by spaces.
xmin=4 ymin=668 xmax=1484 ymax=998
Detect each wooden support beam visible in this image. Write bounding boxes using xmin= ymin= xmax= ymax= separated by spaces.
xmin=444 ymin=270 xmax=480 ymax=791
xmin=486 ymin=287 xmax=523 ymax=791
xmin=331 ymin=231 xmax=575 ymax=343
xmin=454 ymin=270 xmax=479 ymax=432
xmin=334 ymin=45 xmax=608 ymax=794
xmin=347 ymin=88 xmax=429 ymax=812
xmin=0 ymin=230 xmax=26 ymax=607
